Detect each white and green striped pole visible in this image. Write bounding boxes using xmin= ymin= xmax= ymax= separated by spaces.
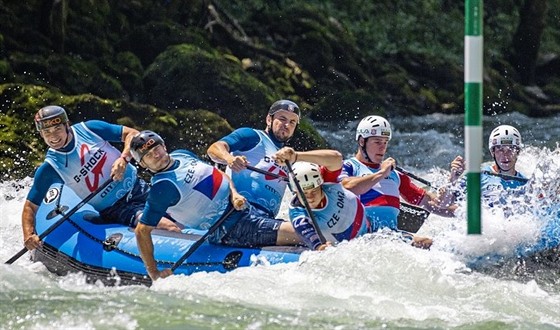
xmin=465 ymin=0 xmax=483 ymax=234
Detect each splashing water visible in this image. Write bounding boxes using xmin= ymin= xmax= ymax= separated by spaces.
xmin=2 ymin=114 xmax=560 ymax=329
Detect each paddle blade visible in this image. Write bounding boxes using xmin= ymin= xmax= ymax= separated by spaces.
xmin=398 ymin=202 xmax=430 ymax=233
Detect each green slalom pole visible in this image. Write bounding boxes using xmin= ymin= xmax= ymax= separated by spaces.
xmin=465 ymin=0 xmax=483 ymax=234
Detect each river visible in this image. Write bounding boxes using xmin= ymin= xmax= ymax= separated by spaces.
xmin=2 ymin=112 xmax=560 ymax=329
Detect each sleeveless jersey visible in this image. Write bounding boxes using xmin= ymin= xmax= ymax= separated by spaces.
xmin=480 ymin=164 xmax=527 ymax=206
xmin=151 ymin=150 xmax=231 ymax=229
xmin=227 ymin=129 xmax=287 ymax=215
xmin=44 ymin=122 xmax=137 ymax=211
xmin=341 ymin=157 xmax=401 ymax=230
xmin=289 ymin=183 xmax=368 ymax=244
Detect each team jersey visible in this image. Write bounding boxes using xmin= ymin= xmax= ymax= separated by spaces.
xmin=340 ymin=157 xmax=425 ymax=231
xmin=27 ymin=121 xmax=137 ymax=211
xmin=289 ymin=182 xmax=368 ymax=250
xmin=139 ymin=150 xmax=231 ymax=228
xmin=221 ymin=128 xmax=287 ymax=216
xmin=455 ymin=164 xmax=527 ymax=207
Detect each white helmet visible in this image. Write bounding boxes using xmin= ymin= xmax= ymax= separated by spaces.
xmin=289 ymin=161 xmax=324 ymax=191
xmin=488 ymin=125 xmax=522 ymax=152
xmin=355 ymin=115 xmax=392 ymax=141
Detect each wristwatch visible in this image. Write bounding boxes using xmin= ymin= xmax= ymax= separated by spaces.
xmin=121 ymin=154 xmax=132 ymax=162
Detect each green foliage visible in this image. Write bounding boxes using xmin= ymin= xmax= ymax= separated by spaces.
xmin=221 ymin=0 xmax=465 ymax=62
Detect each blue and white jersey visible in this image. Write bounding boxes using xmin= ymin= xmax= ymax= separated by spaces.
xmin=456 ymin=164 xmax=527 ymax=206
xmin=225 ymin=129 xmax=287 ymax=216
xmin=143 ymin=150 xmax=231 ymax=229
xmin=289 ymin=183 xmax=368 ymax=249
xmin=42 ymin=122 xmax=136 ymax=211
xmin=480 ymin=164 xmax=527 ymax=203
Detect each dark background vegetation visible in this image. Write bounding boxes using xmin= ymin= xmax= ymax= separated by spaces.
xmin=0 ymin=0 xmax=558 ymax=180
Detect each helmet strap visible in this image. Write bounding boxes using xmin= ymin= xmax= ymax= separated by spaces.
xmin=265 ymin=115 xmax=274 ymax=139
xmin=360 ymin=137 xmax=374 ymax=163
xmin=494 ymin=161 xmax=512 ymax=175
xmin=491 ymin=147 xmax=519 ymax=174
xmin=493 ymin=154 xmax=504 ymax=172
xmin=493 ymin=155 xmax=516 ymax=175
xmin=63 ymin=124 xmax=71 ymax=148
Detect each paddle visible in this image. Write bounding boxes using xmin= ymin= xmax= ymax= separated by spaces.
xmin=285 ymin=160 xmax=326 ymax=244
xmin=398 ymin=202 xmax=430 ymax=233
xmin=170 ymin=206 xmax=236 ymax=272
xmin=246 ymin=164 xmax=430 ymax=233
xmin=393 ymin=166 xmax=436 ymax=232
xmin=5 ymin=178 xmax=114 ymax=265
xmin=245 ymin=164 xmax=288 ymax=181
xmin=481 ymin=170 xmax=529 ymax=183
xmin=395 ymin=166 xmax=434 ymax=189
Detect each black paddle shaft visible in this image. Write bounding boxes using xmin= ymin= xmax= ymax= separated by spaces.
xmin=5 ymin=178 xmax=114 ymax=265
xmin=482 ymin=170 xmax=529 ymax=183
xmin=170 ymin=206 xmax=236 ymax=272
xmin=395 ymin=166 xmax=434 ymax=188
xmin=285 ymin=161 xmax=326 ymax=244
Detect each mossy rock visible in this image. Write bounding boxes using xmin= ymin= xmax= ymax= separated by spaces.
xmin=143 ymin=44 xmax=276 ymax=128
xmin=8 ymin=53 xmax=124 ymax=99
xmin=433 ymin=88 xmax=461 ymax=114
xmin=398 ymin=52 xmax=462 ymax=88
xmin=99 ymin=51 xmax=145 ymax=101
xmin=61 ymin=95 xmax=234 ymax=158
xmin=119 ymin=21 xmax=210 ymax=67
xmin=64 ymin=1 xmax=113 ymax=58
xmin=0 ymin=83 xmax=234 ymax=179
xmin=45 ymin=54 xmax=124 ymax=99
xmin=376 ymin=72 xmax=423 ymax=115
xmin=291 ymin=31 xmax=335 ymax=77
xmin=242 ymin=58 xmax=315 ymax=101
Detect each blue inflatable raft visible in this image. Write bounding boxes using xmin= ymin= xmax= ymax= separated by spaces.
xmin=466 ymin=208 xmax=560 ymax=270
xmin=31 ymin=185 xmax=306 ymax=286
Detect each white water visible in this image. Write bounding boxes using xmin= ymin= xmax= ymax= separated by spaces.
xmin=2 ymin=113 xmax=560 ymax=329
